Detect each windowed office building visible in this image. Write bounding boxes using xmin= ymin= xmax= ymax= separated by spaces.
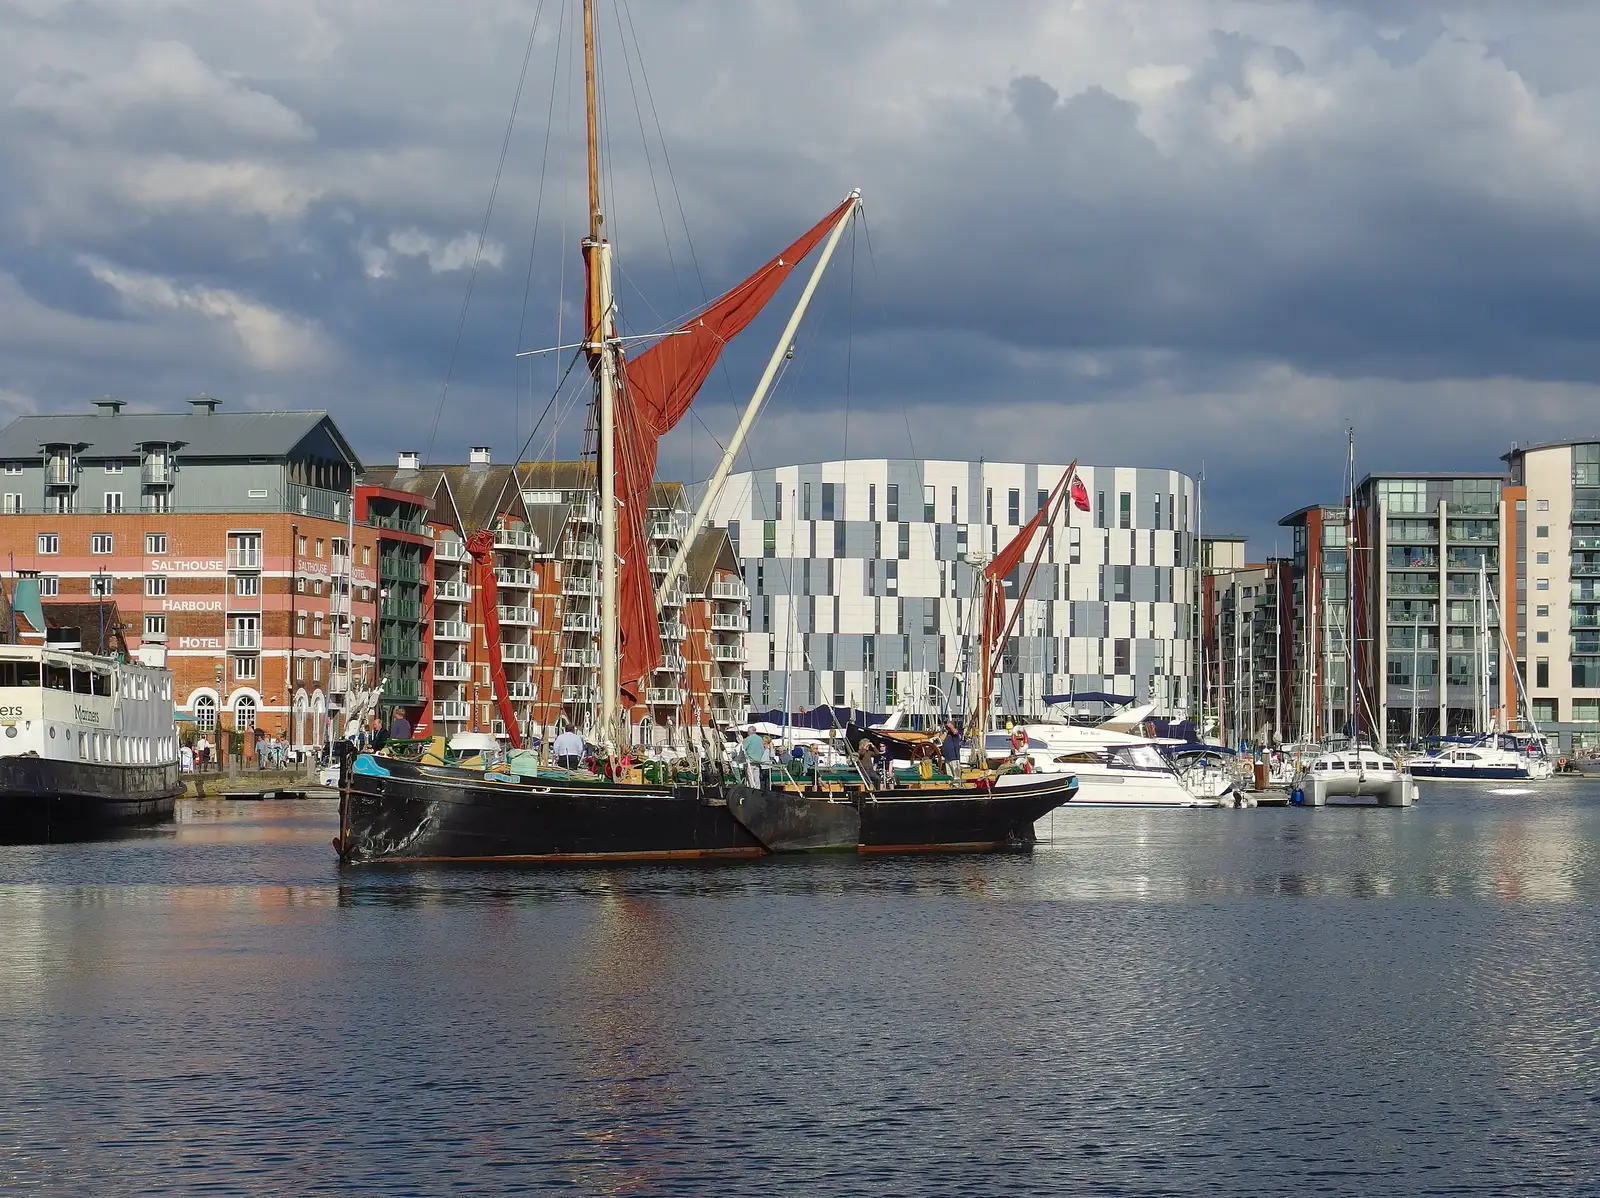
xmin=704 ymin=459 xmax=1198 ymax=723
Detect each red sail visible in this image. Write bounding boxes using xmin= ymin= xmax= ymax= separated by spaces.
xmin=466 ymin=529 xmax=523 ymax=749
xmin=611 ymin=196 xmax=855 ymax=703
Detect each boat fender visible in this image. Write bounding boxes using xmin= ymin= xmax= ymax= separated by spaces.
xmin=1290 ymin=788 xmax=1304 ymax=805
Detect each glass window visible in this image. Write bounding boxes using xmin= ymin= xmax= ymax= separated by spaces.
xmin=950 ymin=486 xmax=959 ymax=524
xmin=1573 ymin=444 xmax=1600 ymax=487
xmin=103 ymin=492 xmax=122 ymax=513
xmin=803 ymin=482 xmax=812 ymax=520
xmin=1535 ymin=525 xmax=1548 ymax=538
xmin=90 ymin=575 xmax=113 ymax=597
xmin=822 ymin=482 xmax=837 ymax=521
xmin=1537 ymin=605 xmax=1549 ymax=617
xmin=868 ymin=484 xmax=876 ymax=522
xmin=146 ymin=533 xmax=167 ymax=554
xmin=922 ymin=485 xmax=934 ymax=523
xmin=1536 ymin=552 xmax=1549 ymax=564
xmin=144 ymin=614 xmax=166 ymax=638
xmin=1536 ymin=578 xmax=1550 ymax=591
xmin=37 ymin=534 xmax=58 ymax=555
xmin=886 ymin=484 xmax=899 ymax=522
xmin=91 ymin=533 xmax=113 ymax=555
xmin=38 ymin=576 xmax=58 ymax=597
xmin=145 ymin=576 xmax=167 ymax=597
xmin=773 ymin=484 xmax=782 ymax=520
xmin=1536 ymin=631 xmax=1549 ymax=644
xmin=1008 ymin=489 xmax=1020 ymax=525
xmin=1119 ymin=492 xmax=1131 ymax=529
xmin=1537 ymin=499 xmax=1550 ymax=512
xmin=1535 ymin=658 xmax=1549 ymax=688
xmin=1574 ymin=699 xmax=1600 ymax=722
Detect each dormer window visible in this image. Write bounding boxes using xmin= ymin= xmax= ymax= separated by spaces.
xmin=45 ymin=447 xmax=75 ymax=487
xmin=141 ymin=444 xmax=176 ymax=488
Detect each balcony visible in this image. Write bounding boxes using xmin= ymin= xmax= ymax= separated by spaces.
xmin=711 ymin=579 xmax=749 ymax=601
xmin=331 ymin=553 xmax=351 ymax=577
xmin=369 ymin=510 xmax=427 ymax=536
xmin=46 ymin=456 xmax=74 ymax=487
xmin=380 ymin=556 xmax=423 ymax=583
xmin=1575 ymin=564 xmax=1600 ymax=578
xmin=226 ymin=629 xmax=260 ymax=651
xmin=561 ymin=537 xmax=599 ymax=562
xmin=654 ymin=654 xmax=685 ymax=673
xmin=566 ymin=494 xmax=598 ymax=523
xmin=659 ymin=583 xmax=686 ymax=609
xmin=563 ymin=575 xmax=599 ymax=597
xmin=331 ymin=631 xmax=352 ymax=655
xmin=710 ymin=613 xmax=747 ymax=631
xmin=497 ymin=605 xmax=535 ymax=625
xmin=435 ymin=538 xmax=469 ymax=562
xmin=433 ymin=659 xmax=471 ymax=681
xmin=563 ymin=685 xmax=599 ymax=704
xmin=563 ymin=649 xmax=600 ymax=669
xmin=712 ymin=675 xmax=745 ymax=695
xmin=227 ymin=549 xmax=261 ymax=572
xmin=434 ymin=619 xmax=471 ymax=642
xmin=495 ymin=567 xmax=536 ymax=589
xmin=380 ymin=598 xmax=421 ymax=622
xmin=712 ymin=643 xmax=747 ymax=662
xmin=500 ymin=642 xmax=537 ymax=662
xmin=645 ymin=687 xmax=685 ymax=705
xmin=649 ymin=514 xmax=689 ymax=541
xmin=433 ymin=700 xmax=471 ymax=722
xmin=504 ymin=681 xmax=536 ymax=701
xmin=380 ymin=636 xmax=423 ymax=662
xmin=659 ymin=621 xmax=686 ymax=641
xmin=564 ymin=613 xmax=600 ymax=633
xmin=647 ymin=553 xmax=672 ymax=575
xmin=1573 ymin=536 xmax=1600 ymax=552
xmin=141 ymin=457 xmax=174 ymax=487
xmin=494 ymin=527 xmax=537 ymax=551
xmin=435 ymin=579 xmax=470 ymax=602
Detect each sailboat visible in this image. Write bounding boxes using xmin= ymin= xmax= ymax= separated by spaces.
xmin=337 ymin=0 xmax=1074 ymax=863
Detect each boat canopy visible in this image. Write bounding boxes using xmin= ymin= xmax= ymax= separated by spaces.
xmin=1043 ymin=691 xmax=1134 ymax=706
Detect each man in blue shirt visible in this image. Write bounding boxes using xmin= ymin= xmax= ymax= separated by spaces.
xmin=942 ymin=720 xmax=963 ymax=780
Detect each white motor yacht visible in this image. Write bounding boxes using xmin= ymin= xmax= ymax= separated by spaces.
xmin=1407 ymin=737 xmax=1553 ymax=781
xmin=991 ymin=724 xmax=1221 ymax=809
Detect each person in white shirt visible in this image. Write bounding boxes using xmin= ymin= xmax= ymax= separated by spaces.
xmin=552 ymin=728 xmax=586 ymax=770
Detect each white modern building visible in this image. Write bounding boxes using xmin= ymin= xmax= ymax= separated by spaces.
xmin=704 ymin=459 xmax=1198 ymax=722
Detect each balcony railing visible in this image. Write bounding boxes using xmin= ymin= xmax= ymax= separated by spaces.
xmin=659 ymin=621 xmax=686 ymax=641
xmin=380 ymin=637 xmax=423 ymax=661
xmin=711 ymin=579 xmax=749 ymax=601
xmin=495 ymin=567 xmax=536 ymax=589
xmin=46 ymin=457 xmax=73 ymax=487
xmin=654 ymin=654 xmax=685 ymax=673
xmin=141 ymin=458 xmax=174 ymax=487
xmin=563 ymin=575 xmax=599 ymax=597
xmin=564 ymin=648 xmax=600 ymax=668
xmin=331 ymin=553 xmax=351 ymax=577
xmin=566 ymin=495 xmax=598 ymax=523
xmin=433 ymin=659 xmax=471 ymax=681
xmin=712 ymin=675 xmax=745 ymax=694
xmin=331 ymin=631 xmax=351 ymax=655
xmin=1575 ymin=564 xmax=1600 ymax=578
xmin=381 ymin=599 xmax=421 ymax=621
xmin=435 ymin=538 xmax=469 ymax=562
xmin=328 ymin=671 xmax=350 ymax=693
xmin=647 ymin=554 xmax=672 ymax=575
xmin=434 ymin=619 xmax=470 ymax=642
xmin=712 ymin=643 xmax=747 ymax=662
xmin=645 ymin=687 xmax=685 ymax=705
xmin=433 ymin=700 xmax=471 ymax=722
xmin=497 ymin=605 xmax=535 ymax=625
xmin=500 ymin=643 xmax=537 ymax=662
xmin=226 ymin=630 xmax=260 ymax=651
xmin=227 ymin=549 xmax=261 ymax=572
xmin=494 ymin=527 xmax=537 ymax=551
xmin=710 ymin=613 xmax=747 ymax=631
xmin=563 ymin=685 xmax=599 ymax=704
xmin=561 ymin=537 xmax=599 ymax=562
xmin=659 ymin=584 xmax=686 ymax=609
xmin=649 ymin=514 xmax=689 ymax=541
xmin=564 ymin=613 xmax=600 ymax=633
xmin=380 ymin=556 xmax=423 ymax=583
xmin=504 ymin=681 xmax=536 ymax=701
xmin=435 ymin=579 xmax=470 ymax=602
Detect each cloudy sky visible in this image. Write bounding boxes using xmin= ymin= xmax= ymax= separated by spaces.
xmin=4 ymin=0 xmax=1599 ymax=549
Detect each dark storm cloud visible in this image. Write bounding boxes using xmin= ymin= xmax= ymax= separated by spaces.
xmin=3 ymin=1 xmax=1600 ymax=546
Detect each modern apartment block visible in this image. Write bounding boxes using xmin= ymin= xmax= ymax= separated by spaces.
xmin=1278 ymin=503 xmax=1353 ymax=742
xmin=1202 ymin=559 xmax=1291 ymax=746
xmin=1351 ymin=474 xmax=1513 ymax=744
xmin=364 ymin=450 xmax=565 ymax=745
xmin=704 ymin=458 xmax=1198 ymax=721
xmin=0 ymin=399 xmax=372 ymax=751
xmin=1503 ymin=440 xmax=1600 ymax=753
xmin=355 ymin=483 xmax=434 ymax=726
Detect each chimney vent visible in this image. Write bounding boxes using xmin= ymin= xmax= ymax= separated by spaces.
xmin=397 ymin=451 xmax=421 ymax=470
xmin=93 ymin=398 xmax=125 ymax=416
xmin=187 ymin=395 xmax=220 ymax=415
xmin=469 ymin=446 xmax=492 ymax=465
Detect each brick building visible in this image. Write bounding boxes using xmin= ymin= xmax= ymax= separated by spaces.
xmin=0 ymin=399 xmax=373 ymax=750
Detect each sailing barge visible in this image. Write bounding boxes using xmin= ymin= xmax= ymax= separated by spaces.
xmin=335 ymin=0 xmax=1080 ymax=865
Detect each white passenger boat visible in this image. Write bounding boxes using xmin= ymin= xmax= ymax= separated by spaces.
xmin=0 ymin=637 xmax=182 ymax=840
xmin=1407 ymin=739 xmax=1554 ymax=781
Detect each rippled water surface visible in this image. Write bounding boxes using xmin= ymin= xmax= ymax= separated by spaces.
xmin=3 ymin=785 xmax=1599 ymax=1196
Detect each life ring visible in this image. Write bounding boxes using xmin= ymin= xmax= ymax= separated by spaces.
xmin=1010 ymin=727 xmax=1028 ymax=753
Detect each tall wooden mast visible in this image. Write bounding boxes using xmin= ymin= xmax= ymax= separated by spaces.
xmin=583 ymin=0 xmax=621 ymax=742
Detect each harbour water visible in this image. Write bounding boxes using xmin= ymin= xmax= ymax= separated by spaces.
xmin=2 ymin=785 xmax=1597 ymax=1196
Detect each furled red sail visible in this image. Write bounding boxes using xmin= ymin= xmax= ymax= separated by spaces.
xmin=466 ymin=529 xmax=523 ymax=748
xmin=610 ymin=196 xmax=856 ymax=703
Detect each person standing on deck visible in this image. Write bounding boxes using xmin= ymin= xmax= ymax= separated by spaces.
xmin=741 ymin=729 xmax=768 ymax=790
xmin=942 ymin=720 xmax=963 ymax=781
xmin=391 ymin=710 xmax=412 ymax=743
xmin=552 ymin=727 xmax=585 ymax=771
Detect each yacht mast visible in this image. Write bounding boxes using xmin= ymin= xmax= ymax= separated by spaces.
xmin=1346 ymin=428 xmax=1358 ymax=744
xmin=584 ymin=0 xmax=621 ymax=743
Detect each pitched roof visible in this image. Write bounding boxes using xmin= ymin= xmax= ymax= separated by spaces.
xmin=685 ymin=527 xmax=738 ymax=593
xmin=513 ymin=461 xmax=685 ymax=511
xmin=365 ymin=464 xmax=524 ymax=533
xmin=0 ymin=409 xmax=359 ymax=466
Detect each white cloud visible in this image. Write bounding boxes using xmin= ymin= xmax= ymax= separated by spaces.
xmin=80 ymin=257 xmax=331 ymax=371
xmin=358 ymin=229 xmax=504 ymax=279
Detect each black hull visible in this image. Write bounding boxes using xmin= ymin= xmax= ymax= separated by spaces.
xmin=727 ymin=775 xmax=1078 ymax=854
xmin=337 ymin=755 xmax=766 ymax=864
xmin=0 ymin=757 xmax=182 ymax=843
